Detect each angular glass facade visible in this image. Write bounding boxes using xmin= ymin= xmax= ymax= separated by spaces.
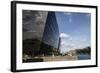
xmin=23 ymin=10 xmax=60 ymax=59
xmin=40 ymin=12 xmax=60 ymax=55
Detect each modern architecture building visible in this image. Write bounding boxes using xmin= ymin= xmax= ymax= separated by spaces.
xmin=40 ymin=12 xmax=60 ymax=56
xmin=23 ymin=10 xmax=60 ymax=58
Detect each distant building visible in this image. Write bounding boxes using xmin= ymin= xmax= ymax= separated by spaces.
xmin=23 ymin=10 xmax=60 ymax=58
xmin=68 ymin=50 xmax=77 ymax=56
xmin=58 ymin=37 xmax=61 ymax=53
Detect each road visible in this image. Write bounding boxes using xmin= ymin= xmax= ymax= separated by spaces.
xmin=42 ymin=56 xmax=78 ymax=62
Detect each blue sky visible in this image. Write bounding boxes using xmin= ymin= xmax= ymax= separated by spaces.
xmin=56 ymin=12 xmax=91 ymax=53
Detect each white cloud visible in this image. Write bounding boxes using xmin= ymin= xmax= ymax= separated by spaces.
xmin=60 ymin=36 xmax=74 ymax=53
xmin=68 ymin=37 xmax=73 ymax=41
xmin=60 ymin=33 xmax=70 ymax=38
xmin=60 ymin=39 xmax=75 ymax=53
xmin=59 ymin=33 xmax=90 ymax=53
xmin=59 ymin=33 xmax=74 ymax=53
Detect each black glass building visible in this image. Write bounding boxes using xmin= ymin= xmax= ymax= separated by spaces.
xmin=40 ymin=12 xmax=60 ymax=56
xmin=23 ymin=10 xmax=60 ymax=58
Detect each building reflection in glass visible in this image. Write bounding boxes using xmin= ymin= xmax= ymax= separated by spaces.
xmin=23 ymin=10 xmax=60 ymax=62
